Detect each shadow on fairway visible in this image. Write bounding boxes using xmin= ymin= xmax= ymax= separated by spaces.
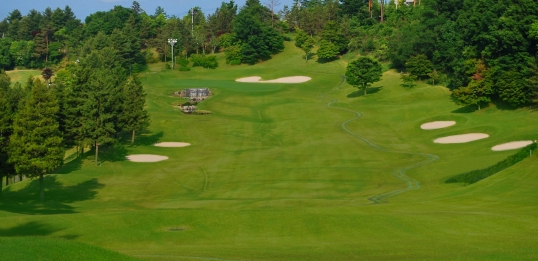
xmin=347 ymin=86 xmax=382 ymax=98
xmin=451 ymin=105 xmax=477 ymax=113
xmin=55 ymin=156 xmax=83 ymax=174
xmin=0 ymin=221 xmax=65 ymax=237
xmin=317 ymin=56 xmax=338 ymax=64
xmin=133 ymin=131 xmax=164 ymax=147
xmin=0 ymin=176 xmax=104 ymax=215
xmin=97 ymin=144 xmax=128 ymax=163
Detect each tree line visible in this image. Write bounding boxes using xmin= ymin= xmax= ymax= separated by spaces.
xmin=0 ymin=46 xmax=149 ymax=201
xmin=282 ymin=0 xmax=538 ymax=109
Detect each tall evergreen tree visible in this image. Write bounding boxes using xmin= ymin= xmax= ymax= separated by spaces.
xmin=9 ymin=79 xmax=64 ymax=201
xmin=121 ymin=76 xmax=150 ymax=144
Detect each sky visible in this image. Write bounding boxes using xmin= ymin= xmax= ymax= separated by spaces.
xmin=1 ymin=0 xmax=296 ymax=22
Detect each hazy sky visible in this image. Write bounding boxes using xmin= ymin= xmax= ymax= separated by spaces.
xmin=1 ymin=0 xmax=295 ymax=21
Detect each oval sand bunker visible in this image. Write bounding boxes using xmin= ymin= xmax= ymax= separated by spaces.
xmin=421 ymin=121 xmax=456 ymax=130
xmin=434 ymin=133 xmax=489 ymax=144
xmin=236 ymin=76 xmax=311 ymax=83
xmin=126 ymin=154 xmax=168 ymax=162
xmin=492 ymin=140 xmax=533 ymax=151
xmin=154 ymin=142 xmax=191 ymax=147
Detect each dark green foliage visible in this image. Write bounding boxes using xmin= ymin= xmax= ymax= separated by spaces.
xmin=0 ymin=72 xmax=15 ymax=196
xmin=120 ymin=76 xmax=150 ymax=144
xmin=300 ymin=37 xmax=315 ymax=62
xmin=190 ymin=54 xmax=218 ymax=69
xmin=0 ymin=38 xmax=13 ymax=70
xmin=317 ymin=40 xmax=339 ymax=60
xmin=84 ymin=6 xmax=137 ymax=36
xmin=176 ymin=57 xmax=189 ymax=67
xmin=233 ymin=0 xmax=284 ymax=64
xmin=320 ymin=21 xmax=348 ymax=53
xmin=225 ymin=45 xmax=242 ymax=65
xmin=405 ymin=54 xmax=433 ymax=80
xmin=295 ymin=30 xmax=309 ymax=48
xmin=446 ymin=143 xmax=537 ymax=184
xmin=400 ymin=73 xmax=417 ymax=88
xmin=345 ymin=56 xmax=383 ymax=95
xmin=497 ymin=71 xmax=534 ymax=107
xmin=41 ymin=68 xmax=53 ymax=83
xmin=8 ymin=79 xmax=64 ymax=201
xmin=219 ymin=33 xmax=236 ymax=49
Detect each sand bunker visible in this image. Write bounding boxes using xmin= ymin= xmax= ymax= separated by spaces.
xmin=236 ymin=76 xmax=311 ymax=83
xmin=491 ymin=140 xmax=534 ymax=151
xmin=434 ymin=133 xmax=489 ymax=144
xmin=421 ymin=121 xmax=456 ymax=130
xmin=154 ymin=142 xmax=191 ymax=147
xmin=126 ymin=154 xmax=169 ymax=162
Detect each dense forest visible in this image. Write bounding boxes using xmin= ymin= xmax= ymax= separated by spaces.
xmin=1 ymin=0 xmax=537 ymax=105
xmin=1 ymin=0 xmax=538 ymax=198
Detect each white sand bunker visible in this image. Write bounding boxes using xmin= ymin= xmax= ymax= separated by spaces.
xmin=126 ymin=154 xmax=169 ymax=162
xmin=421 ymin=121 xmax=456 ymax=130
xmin=492 ymin=140 xmax=534 ymax=151
xmin=236 ymin=76 xmax=311 ymax=83
xmin=434 ymin=133 xmax=489 ymax=144
xmin=154 ymin=142 xmax=191 ymax=147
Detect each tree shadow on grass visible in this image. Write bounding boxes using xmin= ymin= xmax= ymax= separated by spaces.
xmin=451 ymin=105 xmax=477 ymax=113
xmin=347 ymin=86 xmax=383 ymax=98
xmin=0 ymin=176 xmax=104 ymax=215
xmin=133 ymin=131 xmax=164 ymax=147
xmin=0 ymin=221 xmax=63 ymax=237
xmin=96 ymin=143 xmax=128 ymax=163
xmin=316 ymin=56 xmax=338 ymax=64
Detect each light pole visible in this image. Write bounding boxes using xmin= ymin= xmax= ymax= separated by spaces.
xmin=168 ymin=38 xmax=177 ymax=69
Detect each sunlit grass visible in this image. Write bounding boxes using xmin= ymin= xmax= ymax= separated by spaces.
xmin=1 ymin=42 xmax=538 ymax=260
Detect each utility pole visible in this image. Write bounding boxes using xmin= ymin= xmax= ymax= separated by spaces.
xmin=191 ymin=8 xmax=194 ymax=36
xmin=168 ymin=38 xmax=177 ymax=69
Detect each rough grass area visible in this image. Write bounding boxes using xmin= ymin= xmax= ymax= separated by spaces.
xmin=2 ymin=42 xmax=538 ymax=260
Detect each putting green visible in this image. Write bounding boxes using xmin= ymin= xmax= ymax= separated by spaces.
xmin=2 ymin=43 xmax=538 ymax=260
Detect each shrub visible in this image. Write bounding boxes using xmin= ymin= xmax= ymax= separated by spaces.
xmin=225 ymin=45 xmax=242 ymax=65
xmin=176 ymin=57 xmax=189 ymax=67
xmin=446 ymin=143 xmax=537 ymax=184
xmin=190 ymin=54 xmax=218 ymax=69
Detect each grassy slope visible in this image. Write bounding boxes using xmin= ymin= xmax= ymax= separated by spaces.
xmin=1 ymin=42 xmax=538 ymax=260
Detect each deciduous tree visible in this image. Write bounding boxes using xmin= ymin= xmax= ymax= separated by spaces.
xmin=345 ymin=56 xmax=383 ymax=95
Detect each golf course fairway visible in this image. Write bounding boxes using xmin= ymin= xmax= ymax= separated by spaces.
xmin=2 ymin=42 xmax=538 ymax=260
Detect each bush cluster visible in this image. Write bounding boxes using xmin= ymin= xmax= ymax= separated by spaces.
xmin=446 ymin=143 xmax=537 ymax=184
xmin=190 ymin=54 xmax=218 ymax=69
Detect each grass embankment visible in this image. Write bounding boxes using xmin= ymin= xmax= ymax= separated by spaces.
xmin=447 ymin=143 xmax=537 ymax=184
xmin=1 ymin=42 xmax=538 ymax=260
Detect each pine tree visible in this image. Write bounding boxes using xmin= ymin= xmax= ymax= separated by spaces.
xmin=9 ymin=79 xmax=64 ymax=201
xmin=121 ymin=76 xmax=150 ymax=145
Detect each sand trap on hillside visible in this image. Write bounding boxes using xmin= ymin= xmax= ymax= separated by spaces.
xmin=154 ymin=142 xmax=191 ymax=147
xmin=236 ymin=76 xmax=311 ymax=83
xmin=491 ymin=140 xmax=534 ymax=151
xmin=126 ymin=154 xmax=169 ymax=162
xmin=434 ymin=133 xmax=489 ymax=144
xmin=421 ymin=121 xmax=456 ymax=130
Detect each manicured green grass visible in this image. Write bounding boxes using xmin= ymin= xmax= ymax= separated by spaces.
xmin=2 ymin=42 xmax=538 ymax=260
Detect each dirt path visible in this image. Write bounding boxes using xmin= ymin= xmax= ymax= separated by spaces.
xmin=321 ymin=76 xmax=439 ymax=204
